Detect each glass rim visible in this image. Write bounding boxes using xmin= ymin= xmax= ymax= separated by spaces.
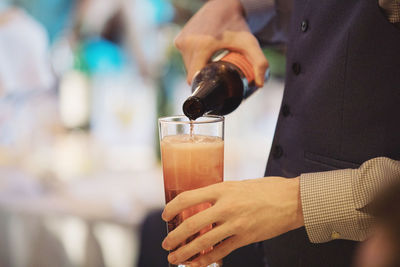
xmin=158 ymin=115 xmax=224 ymax=124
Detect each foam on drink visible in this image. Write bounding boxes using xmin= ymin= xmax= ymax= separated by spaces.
xmin=161 ymin=134 xmax=223 ymax=193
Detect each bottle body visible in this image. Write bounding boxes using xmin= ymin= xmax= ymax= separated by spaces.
xmin=182 ymin=52 xmax=267 ymax=120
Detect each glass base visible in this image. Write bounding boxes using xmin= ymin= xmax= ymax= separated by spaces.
xmin=169 ymin=262 xmax=221 ymax=267
xmin=176 ymin=264 xmax=220 ymax=267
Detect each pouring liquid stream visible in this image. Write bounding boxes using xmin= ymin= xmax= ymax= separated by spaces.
xmin=190 ymin=120 xmax=194 ymax=140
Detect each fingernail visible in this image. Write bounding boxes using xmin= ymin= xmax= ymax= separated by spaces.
xmin=168 ymin=253 xmax=176 ymax=263
xmin=162 ymin=237 xmax=171 ymax=249
xmin=162 ymin=239 xmax=169 ymax=250
xmin=256 ymin=78 xmax=264 ymax=88
xmin=193 ymin=70 xmax=200 ymax=79
xmin=161 ymin=211 xmax=167 ymax=221
xmin=189 ymin=70 xmax=200 ymax=85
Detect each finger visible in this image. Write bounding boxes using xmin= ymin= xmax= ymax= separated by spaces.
xmin=162 ymin=205 xmax=219 ymax=251
xmin=190 ymin=236 xmax=242 ymax=267
xmin=223 ymin=31 xmax=269 ymax=87
xmin=247 ymin=50 xmax=269 ymax=88
xmin=167 ymin=224 xmax=234 ymax=265
xmin=175 ymin=34 xmax=217 ymax=85
xmin=237 ymin=40 xmax=269 ymax=87
xmin=162 ymin=184 xmax=219 ymax=222
xmin=186 ymin=50 xmax=211 ymax=85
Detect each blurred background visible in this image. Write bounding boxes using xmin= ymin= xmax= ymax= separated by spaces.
xmin=0 ymin=0 xmax=286 ymax=266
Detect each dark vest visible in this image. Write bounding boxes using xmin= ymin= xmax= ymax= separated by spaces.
xmin=263 ymin=0 xmax=400 ymax=266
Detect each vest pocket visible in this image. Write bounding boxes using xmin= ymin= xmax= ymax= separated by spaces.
xmin=304 ymin=151 xmax=360 ymax=170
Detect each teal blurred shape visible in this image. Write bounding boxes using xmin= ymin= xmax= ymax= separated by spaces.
xmin=13 ymin=0 xmax=76 ymax=42
xmin=148 ymin=0 xmax=174 ymax=25
xmin=0 ymin=1 xmax=12 ymax=13
xmin=82 ymin=38 xmax=124 ymax=74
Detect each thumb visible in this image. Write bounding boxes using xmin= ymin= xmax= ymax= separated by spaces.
xmin=184 ymin=51 xmax=210 ymax=85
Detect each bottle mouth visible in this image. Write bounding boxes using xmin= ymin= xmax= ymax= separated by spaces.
xmin=158 ymin=115 xmax=224 ymax=125
xmin=182 ymin=96 xmax=206 ymax=121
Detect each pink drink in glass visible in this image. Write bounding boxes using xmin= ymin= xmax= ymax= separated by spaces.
xmin=161 ymin=134 xmax=224 ymax=261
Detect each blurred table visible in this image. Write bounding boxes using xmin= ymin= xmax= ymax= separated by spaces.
xmin=0 ymin=168 xmax=164 ymax=224
xmin=0 ymin=167 xmax=164 ymax=267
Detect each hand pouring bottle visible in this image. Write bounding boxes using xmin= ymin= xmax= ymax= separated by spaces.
xmin=182 ymin=50 xmax=270 ymax=120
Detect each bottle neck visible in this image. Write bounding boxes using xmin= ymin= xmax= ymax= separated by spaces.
xmin=183 ymin=52 xmax=255 ymax=120
xmin=182 ymin=95 xmax=206 ymax=120
xmin=183 ymin=78 xmax=223 ymax=120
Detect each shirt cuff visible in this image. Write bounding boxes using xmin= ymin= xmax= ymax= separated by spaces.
xmin=300 ymin=168 xmax=369 ymax=243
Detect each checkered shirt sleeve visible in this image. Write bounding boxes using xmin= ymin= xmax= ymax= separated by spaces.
xmin=380 ymin=0 xmax=400 ymax=27
xmin=300 ymin=157 xmax=400 ymax=243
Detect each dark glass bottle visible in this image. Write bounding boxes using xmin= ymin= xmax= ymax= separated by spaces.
xmin=182 ymin=51 xmax=269 ymax=120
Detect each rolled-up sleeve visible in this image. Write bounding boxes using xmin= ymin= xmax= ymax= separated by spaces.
xmin=300 ymin=157 xmax=400 ymax=243
xmin=240 ymin=0 xmax=293 ymax=45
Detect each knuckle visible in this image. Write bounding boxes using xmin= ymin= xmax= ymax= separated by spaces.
xmin=196 ymin=254 xmax=218 ymax=267
xmin=200 ymin=36 xmax=215 ymax=48
xmin=207 ymin=183 xmax=221 ymax=199
xmin=220 ymin=243 xmax=233 ymax=256
xmin=216 ymin=245 xmax=234 ymax=261
xmin=183 ymin=218 xmax=197 ymax=233
xmin=240 ymin=33 xmax=260 ymax=48
xmin=194 ymin=36 xmax=217 ymax=53
xmin=175 ymin=34 xmax=214 ymax=51
xmin=254 ymin=57 xmax=269 ymax=70
xmin=249 ymin=34 xmax=261 ymax=45
xmin=260 ymin=59 xmax=269 ymax=69
xmin=166 ymin=235 xmax=176 ymax=247
xmin=175 ymin=191 xmax=188 ymax=206
xmin=218 ymin=205 xmax=234 ymax=218
xmin=194 ymin=237 xmax=210 ymax=251
xmin=232 ymin=220 xmax=246 ymax=233
xmin=216 ymin=181 xmax=231 ymax=194
xmin=261 ymin=62 xmax=270 ymax=72
xmin=173 ymin=34 xmax=184 ymax=50
xmin=177 ymin=248 xmax=193 ymax=263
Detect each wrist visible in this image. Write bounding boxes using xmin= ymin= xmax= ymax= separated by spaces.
xmin=239 ymin=0 xmax=272 ymax=18
xmin=211 ymin=0 xmax=245 ymax=16
xmin=231 ymin=0 xmax=245 ymax=16
xmin=289 ymin=177 xmax=305 ymax=230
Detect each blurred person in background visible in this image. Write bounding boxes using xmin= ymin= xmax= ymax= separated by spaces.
xmin=12 ymin=0 xmax=75 ymax=43
xmin=0 ymin=1 xmax=179 ymax=267
xmin=69 ymin=0 xmax=174 ymax=79
xmin=354 ymin=179 xmax=400 ymax=267
xmin=0 ymin=1 xmax=54 ymax=95
xmin=0 ymin=0 xmax=59 ymax=159
xmin=160 ymin=0 xmax=400 ymax=267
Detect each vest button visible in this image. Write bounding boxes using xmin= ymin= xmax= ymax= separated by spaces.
xmin=292 ymin=63 xmax=301 ymax=75
xmin=272 ymin=145 xmax=283 ymax=159
xmin=282 ymin=104 xmax=291 ymax=117
xmin=301 ymin=20 xmax=309 ymax=32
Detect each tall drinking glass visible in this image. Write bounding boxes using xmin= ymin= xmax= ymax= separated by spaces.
xmin=159 ymin=115 xmax=224 ymax=267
